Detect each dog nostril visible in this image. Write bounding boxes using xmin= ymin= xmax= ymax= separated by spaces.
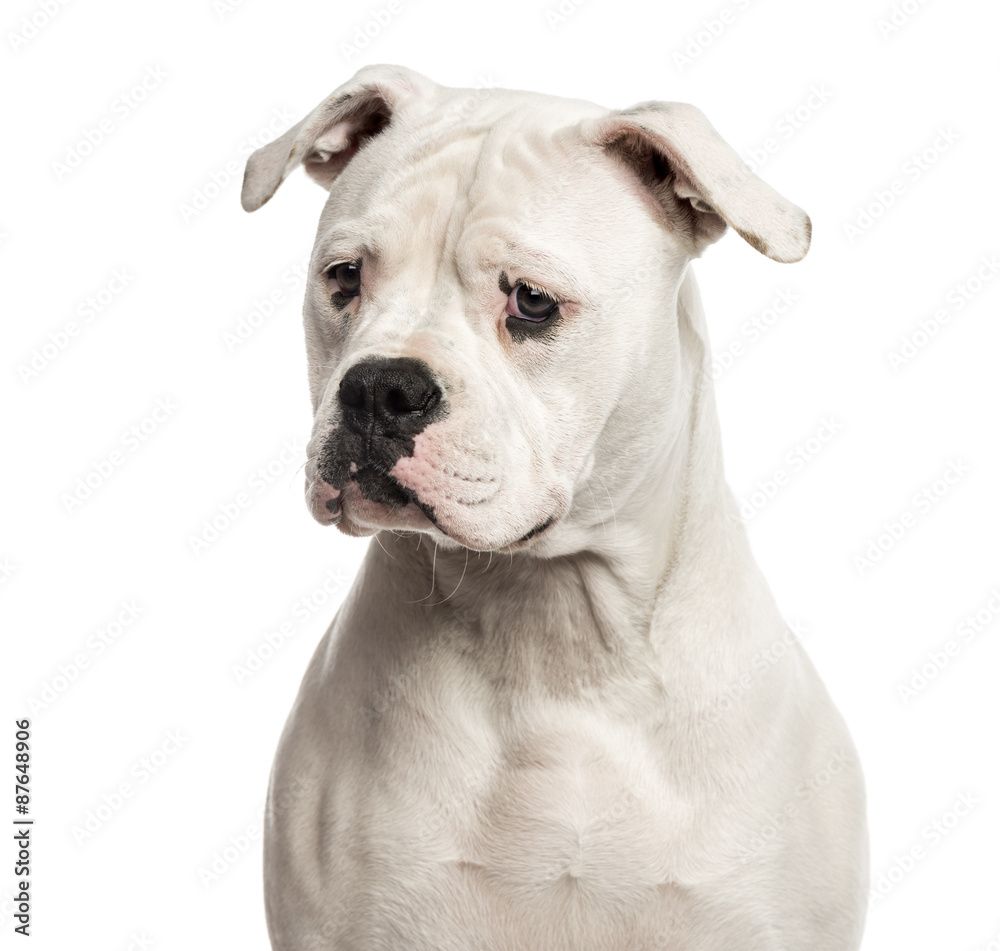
xmin=339 ymin=378 xmax=366 ymax=409
xmin=383 ymin=385 xmax=436 ymax=416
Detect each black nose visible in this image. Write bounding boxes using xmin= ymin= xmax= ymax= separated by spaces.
xmin=338 ymin=356 xmax=442 ymax=439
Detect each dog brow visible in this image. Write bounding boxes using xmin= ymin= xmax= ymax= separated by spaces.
xmin=315 ymin=226 xmax=386 ymax=266
xmin=492 ymin=241 xmax=587 ymax=302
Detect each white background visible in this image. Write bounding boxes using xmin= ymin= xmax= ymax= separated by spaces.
xmin=2 ymin=0 xmax=998 ymax=948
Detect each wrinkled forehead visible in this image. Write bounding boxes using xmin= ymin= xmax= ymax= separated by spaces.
xmin=311 ymin=88 xmax=650 ymax=284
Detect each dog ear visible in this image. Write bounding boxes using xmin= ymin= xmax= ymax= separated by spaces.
xmin=583 ymin=102 xmax=811 ymax=263
xmin=241 ymin=65 xmax=436 ymax=212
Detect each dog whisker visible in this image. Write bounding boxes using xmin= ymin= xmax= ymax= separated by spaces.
xmin=595 ymin=473 xmax=618 ymax=546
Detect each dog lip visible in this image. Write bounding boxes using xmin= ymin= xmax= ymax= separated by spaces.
xmin=336 ymin=475 xmax=448 ymax=539
xmin=518 ymin=516 xmax=554 ymax=543
xmin=413 ymin=499 xmax=450 ymax=538
xmin=305 ymin=462 xmax=343 ymax=525
xmin=353 ymin=468 xmax=413 ymax=508
xmin=347 ymin=469 xmax=449 ymax=538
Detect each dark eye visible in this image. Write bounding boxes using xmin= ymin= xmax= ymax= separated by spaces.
xmin=506 ymin=282 xmax=558 ymax=322
xmin=327 ymin=260 xmax=361 ymax=299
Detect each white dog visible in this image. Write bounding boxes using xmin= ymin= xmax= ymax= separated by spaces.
xmin=242 ymin=65 xmax=868 ymax=951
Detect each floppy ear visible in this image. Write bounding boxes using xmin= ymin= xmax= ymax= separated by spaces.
xmin=583 ymin=102 xmax=811 ymax=263
xmin=241 ymin=64 xmax=437 ymax=212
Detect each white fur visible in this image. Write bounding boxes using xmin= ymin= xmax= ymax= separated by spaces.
xmin=243 ymin=65 xmax=868 ymax=950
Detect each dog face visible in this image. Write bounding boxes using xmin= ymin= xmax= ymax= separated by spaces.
xmin=243 ymin=66 xmax=810 ymax=555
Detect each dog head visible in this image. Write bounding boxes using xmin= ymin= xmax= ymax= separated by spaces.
xmin=242 ymin=65 xmax=809 ymax=555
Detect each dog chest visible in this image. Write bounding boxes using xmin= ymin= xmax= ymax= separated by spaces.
xmin=356 ymin=690 xmax=688 ymax=914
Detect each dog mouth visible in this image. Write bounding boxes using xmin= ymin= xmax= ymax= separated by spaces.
xmin=353 ymin=468 xmax=413 ymax=508
xmin=311 ymin=459 xmax=557 ymax=550
xmin=349 ymin=468 xmax=445 ymax=532
xmin=326 ymin=467 xmax=447 ymax=537
xmin=353 ymin=471 xmax=556 ymax=546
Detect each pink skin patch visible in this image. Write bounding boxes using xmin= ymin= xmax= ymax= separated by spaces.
xmin=390 ymin=429 xmax=457 ymax=507
xmin=307 ymin=477 xmax=341 ymax=525
xmin=391 ymin=428 xmax=500 ymax=525
xmin=390 ymin=430 xmax=561 ymax=551
xmin=314 ymin=479 xmax=341 ymax=507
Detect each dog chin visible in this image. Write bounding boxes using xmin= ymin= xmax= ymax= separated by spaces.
xmin=320 ymin=480 xmax=558 ymax=553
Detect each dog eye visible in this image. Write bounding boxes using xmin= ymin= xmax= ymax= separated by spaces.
xmin=506 ymin=283 xmax=558 ymax=322
xmin=326 ymin=261 xmax=362 ymax=299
